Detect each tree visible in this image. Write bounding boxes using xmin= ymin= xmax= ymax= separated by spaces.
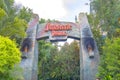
xmin=69 ymin=40 xmax=80 ymax=79
xmin=39 ymin=18 xmax=46 ymax=24
xmin=91 ymin=0 xmax=120 ymax=38
xmin=18 ymin=6 xmax=33 ymax=22
xmin=50 ymin=41 xmax=80 ymax=80
xmin=87 ymin=14 xmax=104 ymax=55
xmin=97 ymin=38 xmax=120 ymax=80
xmin=0 ymin=36 xmax=21 ymax=79
xmin=0 ymin=8 xmax=6 ymax=20
xmin=91 ymin=1 xmax=120 ymax=79
xmin=113 ymin=28 xmax=120 ymax=38
xmin=38 ymin=40 xmax=57 ymax=80
xmin=0 ymin=17 xmax=27 ymax=38
xmin=38 ymin=40 xmax=80 ymax=80
xmin=39 ymin=18 xmax=58 ymax=24
xmin=0 ymin=0 xmax=33 ymax=46
xmin=0 ymin=1 xmax=33 ymax=79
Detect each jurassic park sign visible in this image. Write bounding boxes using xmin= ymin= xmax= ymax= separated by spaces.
xmin=45 ymin=23 xmax=71 ymax=37
xmin=36 ymin=22 xmax=80 ymax=41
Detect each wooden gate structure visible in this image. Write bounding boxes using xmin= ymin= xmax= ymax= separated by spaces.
xmin=20 ymin=13 xmax=99 ymax=80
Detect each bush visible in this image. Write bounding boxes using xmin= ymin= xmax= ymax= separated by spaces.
xmin=97 ymin=38 xmax=120 ymax=80
xmin=0 ymin=36 xmax=21 ymax=79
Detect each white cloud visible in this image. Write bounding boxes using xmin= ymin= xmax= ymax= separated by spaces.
xmin=15 ymin=0 xmax=67 ymax=19
xmin=64 ymin=0 xmax=78 ymax=5
xmin=15 ymin=0 xmax=90 ymax=21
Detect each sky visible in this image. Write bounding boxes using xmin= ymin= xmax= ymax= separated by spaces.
xmin=15 ymin=0 xmax=90 ymax=22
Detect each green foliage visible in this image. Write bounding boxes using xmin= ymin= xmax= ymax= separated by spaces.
xmin=0 ymin=64 xmax=24 ymax=80
xmin=38 ymin=40 xmax=56 ymax=79
xmin=91 ymin=1 xmax=120 ymax=79
xmin=0 ymin=36 xmax=21 ymax=73
xmin=39 ymin=18 xmax=58 ymax=24
xmin=39 ymin=18 xmax=46 ymax=24
xmin=88 ymin=14 xmax=104 ymax=54
xmin=92 ymin=26 xmax=105 ymax=54
xmin=0 ymin=0 xmax=31 ymax=79
xmin=0 ymin=0 xmax=33 ymax=46
xmin=0 ymin=0 xmax=14 ymax=14
xmin=8 ymin=64 xmax=24 ymax=80
xmin=56 ymin=41 xmax=80 ymax=79
xmin=0 ymin=8 xmax=6 ymax=20
xmin=113 ymin=28 xmax=120 ymax=38
xmin=92 ymin=0 xmax=120 ymax=38
xmin=18 ymin=7 xmax=33 ymax=22
xmin=0 ymin=36 xmax=22 ymax=80
xmin=0 ymin=17 xmax=27 ymax=38
xmin=38 ymin=40 xmax=80 ymax=80
xmin=97 ymin=38 xmax=120 ymax=79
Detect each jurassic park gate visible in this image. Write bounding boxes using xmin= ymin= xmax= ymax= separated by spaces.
xmin=20 ymin=13 xmax=99 ymax=80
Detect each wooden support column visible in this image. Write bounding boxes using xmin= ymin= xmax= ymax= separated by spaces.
xmin=20 ymin=14 xmax=39 ymax=80
xmin=79 ymin=13 xmax=100 ymax=80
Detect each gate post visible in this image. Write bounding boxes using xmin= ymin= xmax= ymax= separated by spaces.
xmin=79 ymin=13 xmax=100 ymax=80
xmin=20 ymin=14 xmax=39 ymax=80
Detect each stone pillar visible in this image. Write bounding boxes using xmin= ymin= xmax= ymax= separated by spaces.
xmin=20 ymin=15 xmax=39 ymax=80
xmin=79 ymin=13 xmax=99 ymax=80
xmin=31 ymin=41 xmax=38 ymax=80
